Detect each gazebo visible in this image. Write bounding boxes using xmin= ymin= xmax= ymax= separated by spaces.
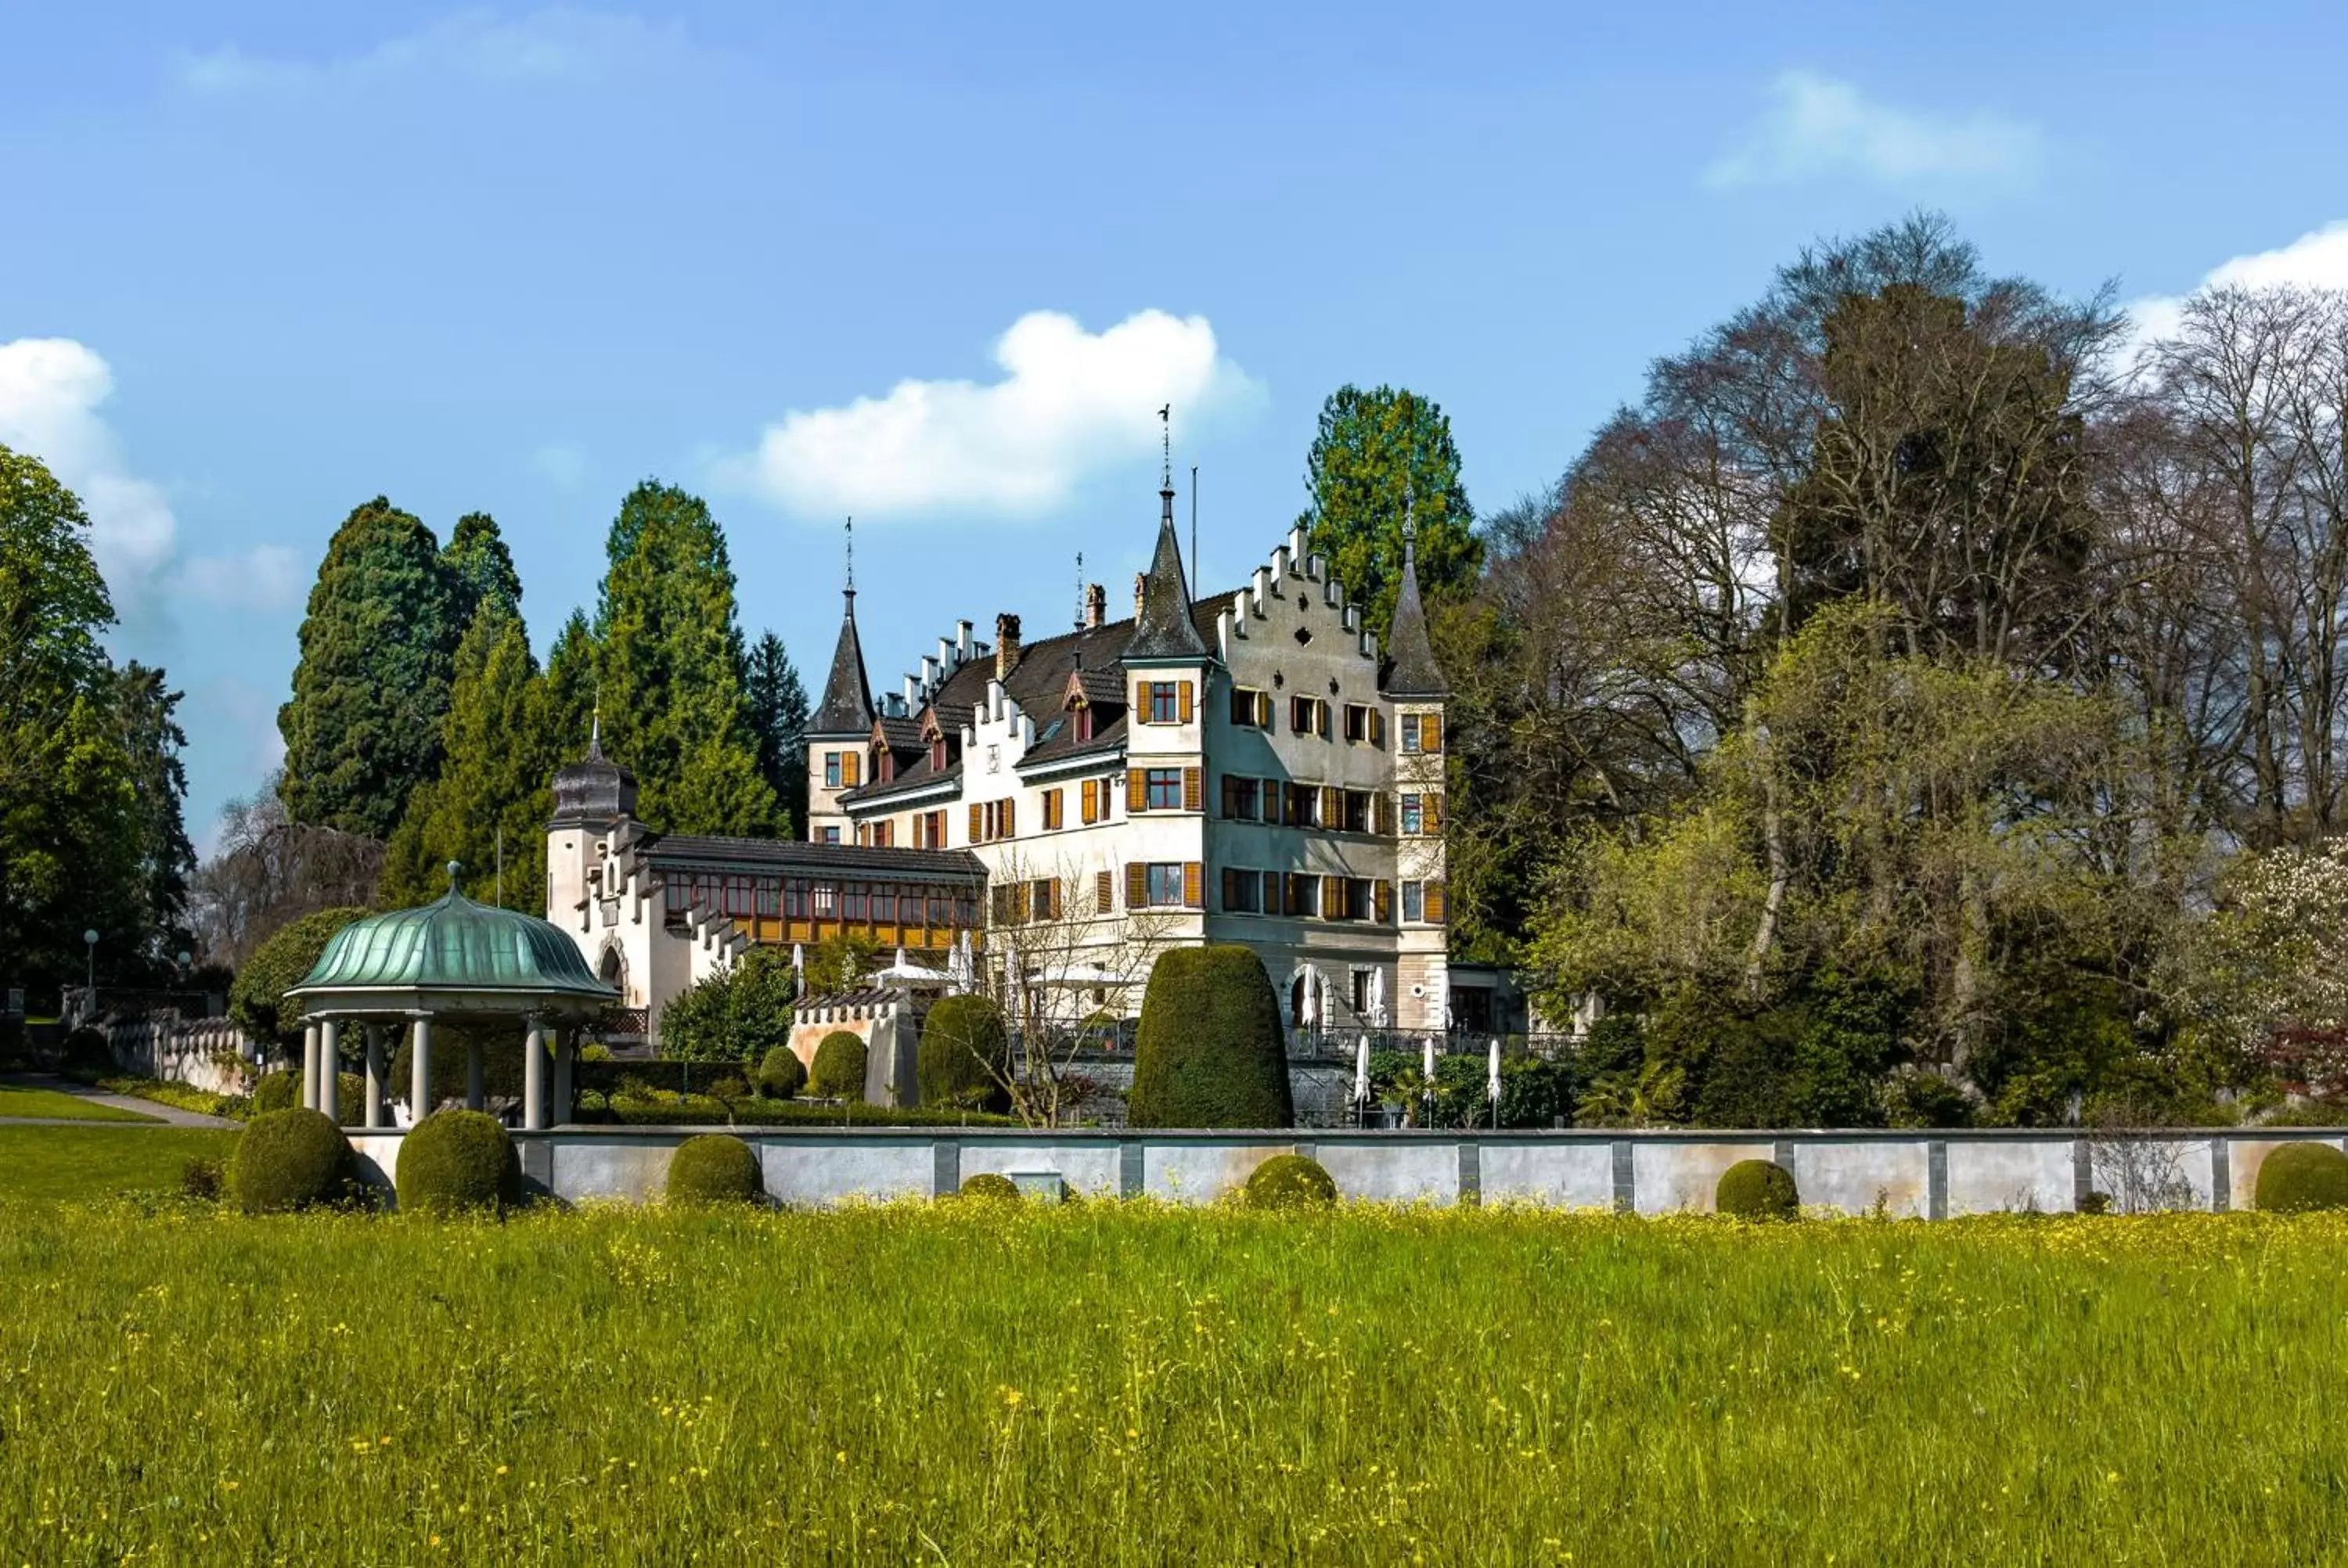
xmin=285 ymin=866 xmax=621 ymax=1131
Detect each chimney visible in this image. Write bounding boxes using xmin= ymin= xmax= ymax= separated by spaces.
xmin=995 ymin=613 xmax=1023 ymax=679
xmin=1134 ymin=572 xmax=1148 ymax=617
xmin=1084 ymin=582 xmax=1107 ymax=629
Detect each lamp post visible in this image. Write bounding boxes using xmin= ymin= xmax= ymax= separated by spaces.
xmin=82 ymin=929 xmax=98 ymax=995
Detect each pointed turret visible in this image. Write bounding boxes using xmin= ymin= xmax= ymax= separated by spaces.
xmin=810 ymin=584 xmax=874 ymax=735
xmin=1125 ymin=482 xmax=1208 ymax=664
xmin=1381 ymin=512 xmax=1448 ymax=699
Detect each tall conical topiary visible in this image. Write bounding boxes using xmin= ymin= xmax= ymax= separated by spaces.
xmin=1128 ymin=946 xmax=1292 ymax=1129
xmin=592 ymin=480 xmax=780 ymax=837
xmin=278 ymin=497 xmax=458 ymax=840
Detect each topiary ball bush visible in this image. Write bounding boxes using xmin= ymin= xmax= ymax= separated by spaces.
xmin=756 ymin=1045 xmax=807 ymax=1101
xmin=918 ymin=994 xmax=1011 ymax=1112
xmin=667 ymin=1133 xmax=763 ymax=1205
xmin=810 ymin=1030 xmax=866 ymax=1100
xmin=2256 ymin=1141 xmax=2348 ymax=1213
xmin=1716 ymin=1158 xmax=1800 ymax=1221
xmin=1245 ymin=1153 xmax=1337 ymax=1210
xmin=398 ymin=1109 xmax=521 ymax=1216
xmin=958 ymin=1172 xmax=1021 ymax=1203
xmin=228 ymin=1108 xmax=358 ymax=1214
xmin=250 ymin=1069 xmax=301 ymax=1114
xmin=1127 ymin=945 xmax=1292 ymax=1129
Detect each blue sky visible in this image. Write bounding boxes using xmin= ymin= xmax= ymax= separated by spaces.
xmin=7 ymin=0 xmax=2348 ymax=850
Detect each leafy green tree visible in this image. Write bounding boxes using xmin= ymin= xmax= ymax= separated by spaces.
xmin=278 ymin=497 xmax=457 ymax=840
xmin=538 ymin=610 xmax=598 ymax=764
xmin=0 ymin=444 xmax=155 ymax=998
xmin=593 ymin=480 xmax=780 ymax=836
xmin=228 ymin=905 xmax=371 ymax=1046
xmin=1297 ymin=385 xmax=1481 ymax=634
xmin=439 ymin=511 xmax=522 ymax=631
xmin=747 ymin=630 xmax=809 ymax=833
xmin=657 ymin=945 xmax=799 ymax=1063
xmin=382 ymin=606 xmax=549 ymax=909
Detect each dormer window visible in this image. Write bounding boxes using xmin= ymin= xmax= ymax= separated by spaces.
xmin=931 ymin=738 xmax=947 ymax=772
xmin=1076 ymin=707 xmax=1095 ymax=743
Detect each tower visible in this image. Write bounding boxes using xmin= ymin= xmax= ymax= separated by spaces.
xmin=805 ymin=526 xmax=876 ymax=843
xmin=1381 ymin=506 xmax=1451 ymax=1032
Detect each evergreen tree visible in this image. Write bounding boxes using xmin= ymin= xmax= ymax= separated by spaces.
xmin=440 ymin=511 xmax=523 ymax=632
xmin=111 ymin=662 xmax=196 ymax=965
xmin=538 ymin=609 xmax=599 ymax=764
xmin=1297 ymin=385 xmax=1482 ymax=634
xmin=746 ymin=630 xmax=808 ymax=834
xmin=278 ymin=497 xmax=456 ymax=840
xmin=382 ymin=606 xmax=549 ymax=909
xmin=593 ymin=480 xmax=780 ymax=836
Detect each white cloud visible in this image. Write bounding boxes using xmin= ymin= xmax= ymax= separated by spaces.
xmin=0 ymin=336 xmax=300 ymax=620
xmin=174 ymin=7 xmax=681 ymax=94
xmin=2123 ymin=221 xmax=2348 ymax=357
xmin=531 ymin=441 xmax=589 ymax=488
xmin=1706 ymin=70 xmax=2042 ymax=189
xmin=723 ymin=309 xmax=1264 ymax=520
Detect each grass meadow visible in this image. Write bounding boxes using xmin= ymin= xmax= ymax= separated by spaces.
xmin=0 ymin=1086 xmax=157 ymax=1123
xmin=2 ymin=1175 xmax=2346 ymax=1565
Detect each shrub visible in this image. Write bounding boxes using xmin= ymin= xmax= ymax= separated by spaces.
xmin=181 ymin=1157 xmax=225 ymax=1202
xmin=2254 ymin=1141 xmax=2348 ymax=1213
xmin=810 ymin=1030 xmax=866 ymax=1100
xmin=708 ymin=1074 xmax=750 ymax=1104
xmin=1127 ymin=946 xmax=1291 ymax=1129
xmin=59 ymin=1027 xmax=114 ymax=1080
xmin=667 ymin=1134 xmax=762 ymax=1205
xmin=755 ymin=1046 xmax=806 ymax=1100
xmin=250 ymin=1069 xmax=301 ymax=1113
xmin=1244 ymin=1154 xmax=1336 ymax=1210
xmin=919 ymin=994 xmax=1010 ymax=1111
xmin=228 ymin=1108 xmax=357 ymax=1214
xmin=957 ymin=1172 xmax=1021 ymax=1203
xmin=398 ymin=1109 xmax=521 ymax=1216
xmin=579 ymin=1041 xmax=614 ymax=1063
xmin=1716 ymin=1158 xmax=1799 ymax=1221
xmin=228 ymin=905 xmax=370 ymax=1044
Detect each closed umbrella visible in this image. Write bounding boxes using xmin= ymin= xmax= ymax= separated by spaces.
xmin=1487 ymin=1037 xmax=1503 ymax=1129
xmin=1422 ymin=1034 xmax=1438 ymax=1127
xmin=1353 ymin=1033 xmax=1370 ymax=1117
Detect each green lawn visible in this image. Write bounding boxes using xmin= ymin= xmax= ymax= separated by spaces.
xmin=1 ymin=1200 xmax=2343 ymax=1563
xmin=0 ymin=1124 xmax=238 ymax=1201
xmin=0 ymin=1084 xmax=158 ymax=1123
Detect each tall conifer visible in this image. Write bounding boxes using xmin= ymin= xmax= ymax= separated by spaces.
xmin=383 ymin=606 xmax=548 ymax=909
xmin=747 ymin=630 xmax=808 ymax=834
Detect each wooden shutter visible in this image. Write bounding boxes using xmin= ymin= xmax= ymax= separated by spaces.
xmin=1220 ymin=868 xmax=1240 ymax=911
xmin=1282 ymin=873 xmax=1300 ymax=916
xmin=1183 ymin=767 xmax=1203 ymax=812
xmin=1374 ymin=879 xmax=1392 ymax=923
xmin=1255 ymin=692 xmax=1272 ymax=728
xmin=1127 ymin=768 xmax=1147 ymax=813
xmin=1183 ymin=862 xmax=1203 ymax=908
xmin=1135 ymin=680 xmax=1150 ymax=718
xmin=1096 ymin=869 xmax=1114 ymax=913
xmin=1370 ymin=709 xmax=1385 ymax=746
xmin=841 ymin=751 xmax=860 ymax=787
xmin=1003 ymin=799 xmax=1016 ymax=837
xmin=1424 ymin=714 xmax=1442 ymax=753
xmin=1323 ymin=874 xmax=1345 ymax=919
xmin=1262 ymin=870 xmax=1280 ymax=913
xmin=968 ymin=803 xmax=983 ymax=842
xmin=1125 ymin=862 xmax=1146 ymax=909
xmin=1178 ymin=681 xmax=1194 ymax=723
xmin=1317 ymin=701 xmax=1331 ymax=739
xmin=1321 ymin=785 xmax=1342 ymax=827
xmin=1425 ymin=793 xmax=1443 ymax=832
xmin=1424 ymin=881 xmax=1447 ymax=922
xmin=1374 ymin=793 xmax=1393 ymax=835
xmin=1080 ymin=779 xmax=1097 ymax=823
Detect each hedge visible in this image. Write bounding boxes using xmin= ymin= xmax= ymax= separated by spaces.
xmin=1717 ymin=1158 xmax=1800 ymax=1221
xmin=398 ymin=1109 xmax=522 ymax=1216
xmin=1127 ymin=945 xmax=1291 ymax=1129
xmin=918 ymin=995 xmax=1010 ymax=1112
xmin=582 ymin=1091 xmax=1021 ymax=1129
xmin=227 ymin=1108 xmax=357 ymax=1214
xmin=1244 ymin=1154 xmax=1336 ymax=1210
xmin=668 ymin=1135 xmax=763 ymax=1205
xmin=2255 ymin=1142 xmax=2348 ymax=1213
xmin=810 ymin=1030 xmax=866 ymax=1100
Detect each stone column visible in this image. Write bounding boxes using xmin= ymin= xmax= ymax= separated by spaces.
xmin=523 ymin=1017 xmax=547 ymax=1131
xmin=301 ymin=1021 xmax=319 ymax=1111
xmin=319 ymin=1020 xmax=340 ymax=1124
xmin=410 ymin=1016 xmax=433 ymax=1124
xmin=466 ymin=1039 xmax=485 ymax=1112
xmin=362 ymin=1024 xmax=386 ymax=1130
xmin=550 ymin=1027 xmax=574 ymax=1127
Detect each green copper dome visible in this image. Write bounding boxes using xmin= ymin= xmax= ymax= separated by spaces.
xmin=290 ymin=883 xmax=616 ymax=1001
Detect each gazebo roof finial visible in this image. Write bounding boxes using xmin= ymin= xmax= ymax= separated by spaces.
xmin=446 ymin=860 xmax=463 ymax=895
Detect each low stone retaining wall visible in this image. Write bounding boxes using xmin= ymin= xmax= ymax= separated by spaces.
xmin=338 ymin=1126 xmax=2348 ymax=1214
xmin=106 ymin=1016 xmax=255 ymax=1096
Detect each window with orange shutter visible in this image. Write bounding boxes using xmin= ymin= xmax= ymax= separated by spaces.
xmin=1183 ymin=861 xmax=1203 ymax=908
xmin=1183 ymin=767 xmax=1203 ymax=812
xmin=1177 ymin=682 xmax=1194 ymax=723
xmin=1096 ymin=869 xmax=1115 ymax=913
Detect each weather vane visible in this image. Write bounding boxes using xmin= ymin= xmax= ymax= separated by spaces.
xmin=844 ymin=516 xmax=855 ymax=596
xmin=1158 ymin=403 xmax=1172 ymax=490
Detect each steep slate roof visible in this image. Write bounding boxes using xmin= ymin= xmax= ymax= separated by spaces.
xmin=1124 ymin=492 xmax=1209 ymax=663
xmin=810 ymin=588 xmax=875 ymax=735
xmin=1381 ymin=534 xmax=1449 ymax=699
xmin=837 ymin=591 xmax=1237 ymax=804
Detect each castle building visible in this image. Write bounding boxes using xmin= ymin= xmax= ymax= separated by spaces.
xmin=548 ymin=477 xmax=1449 ymax=1048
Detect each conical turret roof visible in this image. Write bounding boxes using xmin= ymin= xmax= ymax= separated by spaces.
xmin=810 ymin=588 xmax=875 ymax=735
xmin=1125 ymin=487 xmax=1208 ymax=664
xmin=1381 ymin=526 xmax=1448 ymax=699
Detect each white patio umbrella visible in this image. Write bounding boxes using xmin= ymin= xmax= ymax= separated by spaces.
xmin=1367 ymin=967 xmax=1388 ymax=1029
xmin=1299 ymin=969 xmax=1318 ymax=1029
xmin=1487 ymin=1037 xmax=1504 ymax=1126
xmin=948 ymin=931 xmax=975 ymax=994
xmin=790 ymin=943 xmax=805 ymax=997
xmin=1353 ymin=1033 xmax=1371 ymax=1108
xmin=1421 ymin=1034 xmax=1438 ymax=1126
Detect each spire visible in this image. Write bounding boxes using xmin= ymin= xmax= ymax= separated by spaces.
xmin=587 ymin=701 xmax=603 ymax=761
xmin=1381 ymin=486 xmax=1448 ymax=699
xmin=810 ymin=538 xmax=875 ymax=735
xmin=1126 ymin=431 xmax=1208 ymax=664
